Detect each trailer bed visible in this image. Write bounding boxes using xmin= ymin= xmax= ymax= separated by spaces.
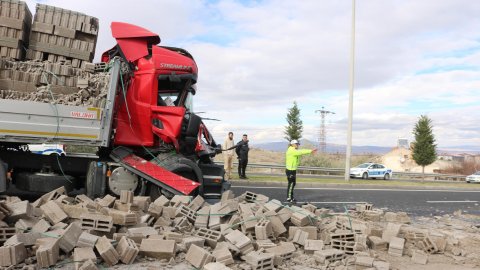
xmin=0 ymin=60 xmax=120 ymax=147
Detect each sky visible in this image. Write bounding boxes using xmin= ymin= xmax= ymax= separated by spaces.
xmin=26 ymin=0 xmax=480 ymax=149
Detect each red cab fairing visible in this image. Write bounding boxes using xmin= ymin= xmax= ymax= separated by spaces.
xmin=110 ymin=22 xmax=160 ymax=62
xmin=106 ymin=23 xmax=198 ymax=149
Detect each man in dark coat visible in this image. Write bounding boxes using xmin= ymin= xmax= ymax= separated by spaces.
xmin=235 ymin=134 xmax=250 ymax=179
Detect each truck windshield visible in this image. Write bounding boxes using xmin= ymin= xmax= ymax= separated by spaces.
xmin=184 ymin=92 xmax=193 ymax=112
xmin=157 ymin=74 xmax=195 ymax=111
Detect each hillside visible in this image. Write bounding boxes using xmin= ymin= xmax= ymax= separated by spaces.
xmin=253 ymin=141 xmax=480 ymax=155
xmin=215 ymin=147 xmax=379 ymax=168
xmin=381 ymin=147 xmax=453 ymax=173
xmin=253 ymin=140 xmax=393 ymax=154
xmin=215 ymin=148 xmax=287 ymax=164
xmin=217 ymin=147 xmax=461 ymax=174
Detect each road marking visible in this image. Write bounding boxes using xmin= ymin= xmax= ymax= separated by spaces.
xmin=232 ymin=186 xmax=480 ymax=192
xmin=294 ymin=202 xmax=368 ymax=204
xmin=426 ymin=200 xmax=478 ymax=203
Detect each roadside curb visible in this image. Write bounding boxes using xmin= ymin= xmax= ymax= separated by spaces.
xmin=229 ymin=180 xmax=480 ymax=191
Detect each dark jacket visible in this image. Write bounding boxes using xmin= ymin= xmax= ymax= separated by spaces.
xmin=234 ymin=140 xmax=249 ymax=160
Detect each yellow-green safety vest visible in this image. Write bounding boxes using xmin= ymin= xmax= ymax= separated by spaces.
xmin=285 ymin=146 xmax=313 ymax=170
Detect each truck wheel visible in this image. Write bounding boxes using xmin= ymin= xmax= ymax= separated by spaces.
xmin=362 ymin=172 xmax=368 ymax=179
xmin=148 ymin=153 xmax=202 ymax=199
xmin=86 ymin=161 xmax=106 ymax=198
xmin=147 ymin=169 xmax=197 ymax=200
xmin=108 ymin=167 xmax=139 ymax=196
xmin=0 ymin=160 xmax=6 ymax=193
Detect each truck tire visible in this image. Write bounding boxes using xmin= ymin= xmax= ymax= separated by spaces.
xmin=147 ymin=169 xmax=197 ymax=200
xmin=0 ymin=160 xmax=6 ymax=193
xmin=86 ymin=161 xmax=107 ymax=198
xmin=148 ymin=153 xmax=202 ymax=199
xmin=15 ymin=172 xmax=74 ymax=193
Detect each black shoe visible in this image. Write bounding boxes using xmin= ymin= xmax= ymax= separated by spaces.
xmin=239 ymin=176 xmax=246 ymax=179
xmin=243 ymin=176 xmax=249 ymax=179
xmin=291 ymin=198 xmax=297 ymax=203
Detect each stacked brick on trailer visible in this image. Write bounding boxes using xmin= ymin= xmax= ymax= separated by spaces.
xmin=0 ymin=59 xmax=110 ymax=106
xmin=0 ymin=1 xmax=108 ymax=106
xmin=0 ymin=0 xmax=31 ymax=59
xmin=26 ymin=4 xmax=98 ymax=68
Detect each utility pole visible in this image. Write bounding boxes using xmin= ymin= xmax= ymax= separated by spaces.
xmin=345 ymin=0 xmax=356 ymax=181
xmin=315 ymin=107 xmax=335 ymax=153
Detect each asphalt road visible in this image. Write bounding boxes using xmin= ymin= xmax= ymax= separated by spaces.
xmin=232 ymin=184 xmax=480 ymax=217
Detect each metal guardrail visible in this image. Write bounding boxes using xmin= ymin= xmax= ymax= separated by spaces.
xmin=394 ymin=171 xmax=466 ymax=181
xmin=217 ymin=162 xmax=467 ymax=181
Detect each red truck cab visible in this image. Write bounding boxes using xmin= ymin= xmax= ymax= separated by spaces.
xmin=101 ymin=22 xmax=226 ymax=198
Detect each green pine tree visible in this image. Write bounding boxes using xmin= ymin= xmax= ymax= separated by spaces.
xmin=412 ymin=115 xmax=437 ymax=180
xmin=284 ymin=101 xmax=303 ymax=142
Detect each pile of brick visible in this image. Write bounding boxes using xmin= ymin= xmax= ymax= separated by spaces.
xmin=0 ymin=189 xmax=478 ymax=269
xmin=0 ymin=1 xmax=98 ymax=68
xmin=26 ymin=4 xmax=98 ymax=68
xmin=0 ymin=59 xmax=111 ymax=106
xmin=0 ymin=1 xmax=109 ymax=107
xmin=0 ymin=0 xmax=32 ymax=59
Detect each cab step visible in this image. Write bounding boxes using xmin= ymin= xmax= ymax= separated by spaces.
xmin=110 ymin=146 xmax=200 ymax=196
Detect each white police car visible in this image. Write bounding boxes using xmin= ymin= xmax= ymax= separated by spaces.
xmin=28 ymin=144 xmax=66 ymax=156
xmin=350 ymin=162 xmax=392 ymax=180
xmin=466 ymin=171 xmax=480 ymax=183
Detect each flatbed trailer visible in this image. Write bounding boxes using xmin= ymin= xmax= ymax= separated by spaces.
xmin=0 ymin=59 xmax=121 ymax=147
xmin=0 ymin=57 xmax=227 ymax=199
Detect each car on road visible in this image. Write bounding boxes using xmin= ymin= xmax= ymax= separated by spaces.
xmin=466 ymin=171 xmax=480 ymax=183
xmin=350 ymin=162 xmax=393 ymax=180
xmin=27 ymin=144 xmax=66 ymax=156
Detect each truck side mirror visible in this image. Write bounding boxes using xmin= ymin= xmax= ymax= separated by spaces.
xmin=215 ymin=144 xmax=222 ymax=154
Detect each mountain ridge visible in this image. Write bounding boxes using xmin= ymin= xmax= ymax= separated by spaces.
xmin=252 ymin=140 xmax=480 ymax=155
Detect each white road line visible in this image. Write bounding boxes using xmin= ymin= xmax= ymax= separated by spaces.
xmin=294 ymin=202 xmax=368 ymax=204
xmin=426 ymin=201 xmax=478 ymax=203
xmin=233 ymin=186 xmax=480 ymax=192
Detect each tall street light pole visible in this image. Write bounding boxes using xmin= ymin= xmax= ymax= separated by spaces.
xmin=345 ymin=0 xmax=356 ymax=181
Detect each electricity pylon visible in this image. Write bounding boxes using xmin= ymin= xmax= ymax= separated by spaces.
xmin=315 ymin=107 xmax=335 ymax=153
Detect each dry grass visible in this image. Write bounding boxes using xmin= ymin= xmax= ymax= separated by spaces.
xmin=215 ymin=148 xmax=283 ymax=164
xmin=66 ymin=145 xmax=97 ymax=153
xmin=302 ymin=153 xmax=379 ymax=168
xmin=216 ymin=147 xmax=379 ymax=168
xmin=441 ymin=161 xmax=480 ymax=175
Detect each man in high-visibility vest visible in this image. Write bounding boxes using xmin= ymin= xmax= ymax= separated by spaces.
xmin=285 ymin=140 xmax=317 ymax=202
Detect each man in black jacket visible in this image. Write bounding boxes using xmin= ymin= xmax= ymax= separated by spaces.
xmin=235 ymin=134 xmax=250 ymax=179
